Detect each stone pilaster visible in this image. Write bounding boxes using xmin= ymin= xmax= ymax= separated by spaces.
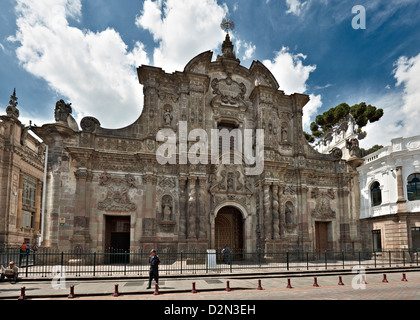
xmin=396 ymin=166 xmax=407 ymax=213
xmin=263 ymin=183 xmax=272 ymax=240
xmin=70 ymin=168 xmax=92 ymax=250
xmin=178 ymin=176 xmax=188 ymax=239
xmin=198 ymin=177 xmax=208 ymax=239
xmin=188 ymin=176 xmax=197 ymax=239
xmin=272 ymin=184 xmax=280 ymax=239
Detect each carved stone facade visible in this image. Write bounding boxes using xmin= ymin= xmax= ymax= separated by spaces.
xmin=33 ymin=35 xmax=362 ymax=253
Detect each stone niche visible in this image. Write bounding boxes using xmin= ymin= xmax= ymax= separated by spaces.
xmin=158 ymin=194 xmax=176 ymax=233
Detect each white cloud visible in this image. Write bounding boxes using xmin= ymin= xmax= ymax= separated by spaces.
xmin=285 ymin=0 xmax=308 ymax=16
xmin=0 ymin=42 xmax=5 ymax=53
xmin=359 ymin=52 xmax=420 ymax=149
xmin=393 ymin=53 xmax=420 ymax=137
xmin=136 ymin=0 xmax=228 ymax=73
xmin=263 ymin=46 xmax=320 ymax=130
xmin=9 ymin=0 xmax=149 ymax=129
xmin=235 ymin=39 xmax=256 ymax=61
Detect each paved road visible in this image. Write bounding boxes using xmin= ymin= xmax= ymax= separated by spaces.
xmin=1 ymin=270 xmax=419 ymax=301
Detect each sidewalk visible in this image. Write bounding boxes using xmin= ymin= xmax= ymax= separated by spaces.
xmin=1 ymin=269 xmax=419 ymax=300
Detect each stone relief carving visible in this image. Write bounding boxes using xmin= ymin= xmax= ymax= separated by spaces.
xmin=330 ymin=147 xmax=343 ymax=160
xmin=98 ymin=172 xmax=137 ymax=212
xmin=311 ymin=188 xmax=336 ymax=219
xmin=81 ymin=117 xmax=101 ymax=133
xmin=211 ymin=76 xmax=246 ymax=105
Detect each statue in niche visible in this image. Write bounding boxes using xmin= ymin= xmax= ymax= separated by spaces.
xmin=281 ymin=125 xmax=288 ymax=142
xmin=163 ymin=107 xmax=173 ymax=127
xmin=285 ymin=202 xmax=294 ymax=225
xmin=162 ymin=195 xmax=173 ymax=221
xmin=163 ymin=204 xmax=172 ymax=221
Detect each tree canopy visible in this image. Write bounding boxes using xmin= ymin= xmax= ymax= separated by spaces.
xmin=306 ymin=102 xmax=384 ymax=141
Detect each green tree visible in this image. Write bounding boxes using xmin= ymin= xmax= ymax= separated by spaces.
xmin=360 ymin=145 xmax=384 ymax=157
xmin=306 ymin=102 xmax=384 ymax=141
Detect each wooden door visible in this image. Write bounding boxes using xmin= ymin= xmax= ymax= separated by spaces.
xmin=315 ymin=222 xmax=329 ymax=252
xmin=215 ymin=207 xmax=244 ymax=259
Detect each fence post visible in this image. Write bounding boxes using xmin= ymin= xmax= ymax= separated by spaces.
xmin=306 ymin=252 xmax=309 ymax=271
xmin=229 ymin=251 xmax=232 ymax=273
xmin=25 ymin=251 xmax=29 ymax=277
xmin=374 ymin=251 xmax=377 ymax=268
xmin=180 ymin=252 xmax=183 ymax=274
xmin=342 ymin=251 xmax=345 ymax=269
xmin=124 ymin=251 xmax=127 ymax=276
xmin=324 ymin=251 xmax=327 ymax=270
xmin=358 ymin=251 xmax=361 ymax=266
xmin=286 ymin=252 xmax=289 ymax=271
xmin=403 ymin=250 xmax=405 ymax=267
xmin=93 ymin=252 xmax=96 ymax=277
xmin=389 ymin=251 xmax=392 ymax=267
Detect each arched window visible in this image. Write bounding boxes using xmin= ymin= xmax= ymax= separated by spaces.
xmin=407 ymin=173 xmax=420 ymax=201
xmin=370 ymin=181 xmax=382 ymax=207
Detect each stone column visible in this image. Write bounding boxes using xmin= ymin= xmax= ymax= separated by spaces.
xmin=71 ymin=169 xmax=91 ymax=250
xmin=198 ymin=177 xmax=208 ymax=240
xmin=299 ymin=185 xmax=310 ymax=251
xmin=263 ymin=183 xmax=272 ymax=240
xmin=178 ymin=176 xmax=188 ymax=239
xmin=188 ymin=176 xmax=197 ymax=239
xmin=272 ymin=184 xmax=280 ymax=239
xmin=34 ymin=181 xmax=42 ymax=234
xmin=396 ymin=167 xmax=407 ymax=213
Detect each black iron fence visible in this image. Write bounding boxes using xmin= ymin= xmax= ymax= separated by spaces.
xmin=0 ymin=248 xmax=419 ymax=279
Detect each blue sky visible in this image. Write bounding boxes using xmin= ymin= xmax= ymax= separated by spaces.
xmin=1 ymin=0 xmax=420 ymax=148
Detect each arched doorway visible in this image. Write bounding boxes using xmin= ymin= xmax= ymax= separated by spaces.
xmin=215 ymin=206 xmax=244 ymax=260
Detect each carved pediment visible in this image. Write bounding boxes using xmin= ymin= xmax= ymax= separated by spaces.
xmin=311 ymin=188 xmax=336 ymax=219
xmin=211 ymin=76 xmax=246 ymax=106
xmin=98 ymin=172 xmax=137 ymax=212
xmin=209 ymin=164 xmax=254 ymax=196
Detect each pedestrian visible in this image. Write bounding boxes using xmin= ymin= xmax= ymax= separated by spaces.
xmin=31 ymin=243 xmax=38 ymax=265
xmin=222 ymin=244 xmax=231 ymax=264
xmin=19 ymin=242 xmax=28 ymax=266
xmin=1 ymin=261 xmax=19 ymax=283
xmin=147 ymin=249 xmax=160 ymax=289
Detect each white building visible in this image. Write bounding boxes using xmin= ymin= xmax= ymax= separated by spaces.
xmin=357 ymin=135 xmax=420 ymax=252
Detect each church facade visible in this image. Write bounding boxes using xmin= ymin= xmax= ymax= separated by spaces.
xmin=33 ymin=35 xmax=363 ymax=254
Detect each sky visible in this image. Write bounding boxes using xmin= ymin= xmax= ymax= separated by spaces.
xmin=0 ymin=0 xmax=420 ymax=149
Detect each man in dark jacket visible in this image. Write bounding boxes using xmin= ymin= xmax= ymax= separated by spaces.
xmin=147 ymin=249 xmax=160 ymax=289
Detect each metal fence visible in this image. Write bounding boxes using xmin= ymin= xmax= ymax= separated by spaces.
xmin=0 ymin=248 xmax=419 ymax=279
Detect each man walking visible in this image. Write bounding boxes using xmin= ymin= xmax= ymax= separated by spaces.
xmin=147 ymin=249 xmax=160 ymax=289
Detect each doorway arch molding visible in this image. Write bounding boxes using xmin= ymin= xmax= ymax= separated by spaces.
xmin=210 ymin=201 xmax=251 ymax=252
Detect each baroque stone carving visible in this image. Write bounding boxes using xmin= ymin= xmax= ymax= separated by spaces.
xmin=346 ymin=138 xmax=360 ymax=158
xmin=55 ymin=99 xmax=72 ymax=122
xmin=211 ymin=76 xmax=246 ymax=105
xmin=98 ymin=172 xmax=137 ymax=212
xmin=81 ymin=117 xmax=101 ymax=133
xmin=330 ymin=147 xmax=343 ymax=160
xmin=311 ymin=188 xmax=336 ymax=219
